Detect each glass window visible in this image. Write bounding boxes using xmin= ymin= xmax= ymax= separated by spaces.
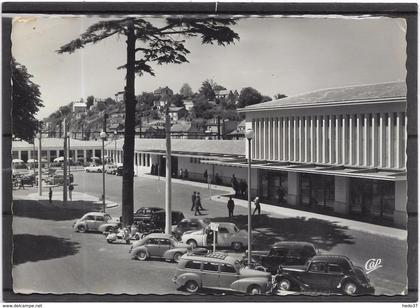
xmin=146 ymin=238 xmax=159 ymax=245
xmin=327 ymin=264 xmax=343 ymax=274
xmin=104 ymin=214 xmax=111 ymax=222
xmin=220 ymin=264 xmax=236 ymax=273
xmin=219 ymin=227 xmax=229 ymax=234
xmin=203 ymin=262 xmax=219 ymax=272
xmin=85 ymin=215 xmax=95 ymax=220
xmin=272 ymin=248 xmax=287 ymax=257
xmin=95 ymin=216 xmax=104 ymax=221
xmin=159 ymin=239 xmax=171 ymax=245
xmin=308 ymin=262 xmax=326 ymax=273
xmin=185 ymin=261 xmax=201 ymax=270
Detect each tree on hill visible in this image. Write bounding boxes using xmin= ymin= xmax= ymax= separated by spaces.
xmin=86 ymin=95 xmax=95 ymax=110
xmin=192 ymin=94 xmax=213 ymax=119
xmin=12 ymin=59 xmax=44 ymax=142
xmin=237 ymin=87 xmax=270 ymax=108
xmin=58 ymin=17 xmax=239 ymax=227
xmin=274 ymin=93 xmax=287 ymax=100
xmin=169 ymin=94 xmax=185 ymax=107
xmin=199 ymin=79 xmax=218 ymax=100
xmin=179 ymin=83 xmax=193 ymax=98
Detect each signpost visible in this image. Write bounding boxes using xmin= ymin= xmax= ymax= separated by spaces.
xmin=210 ymin=223 xmax=219 ymax=253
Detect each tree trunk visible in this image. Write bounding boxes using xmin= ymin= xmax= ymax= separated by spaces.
xmin=122 ymin=21 xmax=136 ymax=226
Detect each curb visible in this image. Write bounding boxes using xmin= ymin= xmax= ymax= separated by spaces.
xmin=211 ymin=194 xmax=407 ymax=241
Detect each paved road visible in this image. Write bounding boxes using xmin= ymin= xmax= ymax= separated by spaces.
xmin=12 ymin=172 xmax=407 ymax=295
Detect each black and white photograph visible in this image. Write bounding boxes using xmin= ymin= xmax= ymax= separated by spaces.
xmin=3 ymin=3 xmax=417 ymax=303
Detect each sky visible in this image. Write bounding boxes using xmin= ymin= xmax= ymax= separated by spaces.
xmin=11 ymin=15 xmax=407 ymax=119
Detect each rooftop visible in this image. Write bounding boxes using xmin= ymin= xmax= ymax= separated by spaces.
xmin=242 ymin=81 xmax=406 ymax=112
xmin=12 ymin=138 xmax=102 ymax=149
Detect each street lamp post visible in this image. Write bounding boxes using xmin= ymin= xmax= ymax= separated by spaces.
xmin=37 ymin=132 xmax=42 ymax=196
xmin=114 ymin=130 xmax=118 ymax=163
xmin=67 ymin=132 xmax=71 ymax=180
xmin=245 ymin=128 xmax=254 ymax=266
xmin=100 ymin=131 xmax=107 ymax=213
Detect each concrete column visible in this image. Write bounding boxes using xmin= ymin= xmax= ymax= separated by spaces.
xmin=334 ymin=176 xmax=350 ymax=214
xmin=356 ymin=114 xmax=362 ymax=166
xmin=256 ymin=119 xmax=261 ymax=159
xmin=394 ymin=180 xmax=407 ymax=227
xmin=56 ymin=150 xmax=60 ymax=159
xmin=387 ymin=113 xmax=394 ymax=168
xmin=299 ymin=117 xmax=304 ymax=162
xmin=322 ymin=116 xmax=327 ymax=163
xmin=288 ymin=117 xmax=292 ymax=161
xmin=263 ymin=118 xmax=267 ymax=160
xmin=277 ymin=118 xmax=281 ymax=160
xmin=304 ymin=117 xmax=309 ymax=162
xmin=47 ymin=150 xmax=51 ymax=164
xmin=379 ymin=113 xmax=386 ymax=167
xmin=83 ymin=149 xmax=87 ymax=163
xmin=395 ymin=113 xmax=401 ymax=168
xmin=335 ymin=115 xmax=341 ymax=164
xmin=281 ymin=117 xmax=286 ymax=161
xmin=363 ymin=114 xmax=369 ymax=166
xmin=18 ymin=150 xmax=22 ymax=160
xmin=267 ymin=118 xmax=271 ymax=160
xmin=260 ymin=118 xmax=264 ymax=159
xmin=294 ymin=117 xmax=298 ymax=161
xmin=342 ymin=115 xmax=347 ymax=165
xmin=310 ymin=116 xmax=315 ymax=162
xmin=371 ymin=114 xmax=377 ymax=167
xmin=329 ymin=116 xmax=334 ymax=164
xmin=252 ymin=119 xmax=256 ymax=159
xmin=317 ymin=116 xmax=322 ymax=163
xmin=286 ymin=172 xmax=301 ymax=205
xmin=349 ymin=115 xmax=353 ymax=165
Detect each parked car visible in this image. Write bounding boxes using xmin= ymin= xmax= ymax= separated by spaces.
xmin=84 ymin=164 xmax=104 ymax=173
xmin=133 ymin=207 xmax=163 ymax=223
xmin=44 ymin=173 xmax=74 ymax=185
xmin=274 ymin=255 xmax=375 ymax=295
xmin=73 ymin=212 xmax=119 ymax=233
xmin=105 ymin=164 xmax=118 ymax=174
xmin=245 ymin=241 xmax=317 ymax=274
xmin=148 ymin=210 xmax=185 ymax=230
xmin=173 ymin=252 xmax=272 ymax=294
xmin=171 ymin=218 xmax=211 ymax=240
xmin=130 ymin=233 xmax=191 ymax=263
xmin=115 ymin=165 xmax=124 ymax=176
xmin=181 ymin=222 xmax=248 ymax=251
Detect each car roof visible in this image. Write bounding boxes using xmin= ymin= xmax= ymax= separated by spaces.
xmin=182 ymin=252 xmax=238 ymax=264
xmin=210 ymin=222 xmax=237 ymax=228
xmin=84 ymin=212 xmax=109 ymax=216
xmin=272 ymin=241 xmax=316 ymax=249
xmin=311 ymin=255 xmax=353 ymax=265
xmin=139 ymin=207 xmax=162 ymax=211
xmin=154 ymin=209 xmax=183 ymax=214
xmin=145 ymin=233 xmax=172 ymax=239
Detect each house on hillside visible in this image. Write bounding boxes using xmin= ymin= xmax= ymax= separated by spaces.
xmin=171 ymin=121 xmax=192 ymax=139
xmin=168 ymin=106 xmax=187 ymax=122
xmin=183 ymin=98 xmax=194 ymax=111
xmin=115 ymin=91 xmax=125 ymax=103
xmin=73 ymin=101 xmax=87 ymax=114
xmin=225 ymin=119 xmax=245 ymax=140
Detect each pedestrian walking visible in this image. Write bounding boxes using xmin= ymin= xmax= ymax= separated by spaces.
xmin=203 ymin=169 xmax=208 ymax=182
xmin=194 ymin=194 xmax=202 ymax=216
xmin=69 ymin=184 xmax=74 ymax=201
xmin=252 ymin=196 xmax=261 ymax=216
xmin=48 ymin=187 xmax=53 ymax=204
xmin=231 ymin=174 xmax=239 ymax=197
xmin=191 ymin=191 xmax=197 ymax=211
xmin=197 ymin=192 xmax=204 ymax=210
xmin=227 ymin=196 xmax=235 ymax=218
xmin=179 ymin=169 xmax=183 ymax=178
xmin=19 ymin=177 xmax=24 ymax=190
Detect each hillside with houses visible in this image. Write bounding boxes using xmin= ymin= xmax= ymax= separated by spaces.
xmin=43 ymin=80 xmax=279 ymax=140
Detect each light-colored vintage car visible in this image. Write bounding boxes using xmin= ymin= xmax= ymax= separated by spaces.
xmin=173 ymin=252 xmax=272 ymax=294
xmin=73 ymin=212 xmax=119 ymax=233
xmin=181 ymin=222 xmax=248 ymax=251
xmin=130 ymin=233 xmax=191 ymax=263
xmin=84 ymin=164 xmax=103 ymax=173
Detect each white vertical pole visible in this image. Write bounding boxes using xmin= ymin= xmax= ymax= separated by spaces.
xmin=364 ymin=114 xmax=369 ymax=166
xmin=371 ymin=114 xmax=377 ymax=167
xmin=356 ymin=114 xmax=361 ymax=166
xmin=322 ymin=116 xmax=327 ymax=163
xmin=395 ymin=112 xmax=401 ymax=168
xmin=379 ymin=113 xmax=386 ymax=167
xmin=387 ymin=113 xmax=393 ymax=168
xmin=288 ymin=117 xmax=292 ymax=161
xmin=317 ymin=116 xmax=321 ymax=163
xmin=335 ymin=115 xmax=340 ymax=165
xmin=342 ymin=115 xmax=347 ymax=165
xmin=349 ymin=115 xmax=353 ymax=165
xmin=329 ymin=115 xmax=333 ymax=164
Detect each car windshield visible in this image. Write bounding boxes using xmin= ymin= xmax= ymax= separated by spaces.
xmin=233 ymin=225 xmax=239 ymax=233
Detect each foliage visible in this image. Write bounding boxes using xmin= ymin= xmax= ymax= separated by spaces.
xmin=274 ymin=93 xmax=287 ymax=100
xmin=179 ymin=83 xmax=194 ymax=98
xmin=191 ymin=94 xmax=214 ymax=119
xmin=169 ymin=94 xmax=185 ymax=107
xmin=199 ymin=79 xmax=217 ymax=100
xmin=237 ymin=87 xmax=268 ymax=108
xmin=11 ymin=59 xmax=44 ymax=142
xmin=86 ymin=95 xmax=95 ymax=110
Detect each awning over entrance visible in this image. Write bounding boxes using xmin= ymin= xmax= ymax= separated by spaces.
xmin=200 ymin=158 xmax=407 ymax=181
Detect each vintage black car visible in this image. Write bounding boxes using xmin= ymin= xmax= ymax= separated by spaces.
xmin=148 ymin=210 xmax=185 ymax=230
xmin=171 ymin=217 xmax=211 ymax=240
xmin=274 ymin=255 xmax=375 ymax=295
xmin=245 ymin=241 xmax=317 ymax=274
xmin=133 ymin=207 xmax=163 ymax=223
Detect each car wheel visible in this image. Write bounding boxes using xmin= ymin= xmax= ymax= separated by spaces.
xmin=277 ymin=278 xmax=292 ymax=291
xmin=342 ymin=281 xmax=357 ymax=295
xmin=173 ymin=252 xmax=182 ymax=263
xmin=187 ymin=239 xmax=197 ymax=248
xmin=107 ymin=239 xmax=113 ymax=244
xmin=247 ymin=285 xmax=262 ymax=295
xmin=231 ymin=242 xmax=243 ymax=251
xmin=77 ymin=225 xmax=86 ymax=233
xmin=136 ymin=250 xmax=148 ymax=261
xmin=184 ymin=280 xmax=199 ymax=293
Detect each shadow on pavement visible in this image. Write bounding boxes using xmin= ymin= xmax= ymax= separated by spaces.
xmin=211 ymin=214 xmax=355 ymax=251
xmin=13 ymin=234 xmax=80 ymax=265
xmin=13 ymin=199 xmax=101 ymax=221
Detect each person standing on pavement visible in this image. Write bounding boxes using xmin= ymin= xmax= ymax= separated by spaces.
xmin=197 ymin=192 xmax=204 ymax=210
xmin=69 ymin=184 xmax=74 ymax=201
xmin=252 ymin=196 xmax=261 ymax=216
xmin=231 ymin=174 xmax=239 ymax=197
xmin=191 ymin=191 xmax=197 ymax=211
xmin=227 ymin=196 xmax=235 ymax=218
xmin=48 ymin=187 xmax=53 ymax=204
xmin=194 ymin=194 xmax=202 ymax=216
